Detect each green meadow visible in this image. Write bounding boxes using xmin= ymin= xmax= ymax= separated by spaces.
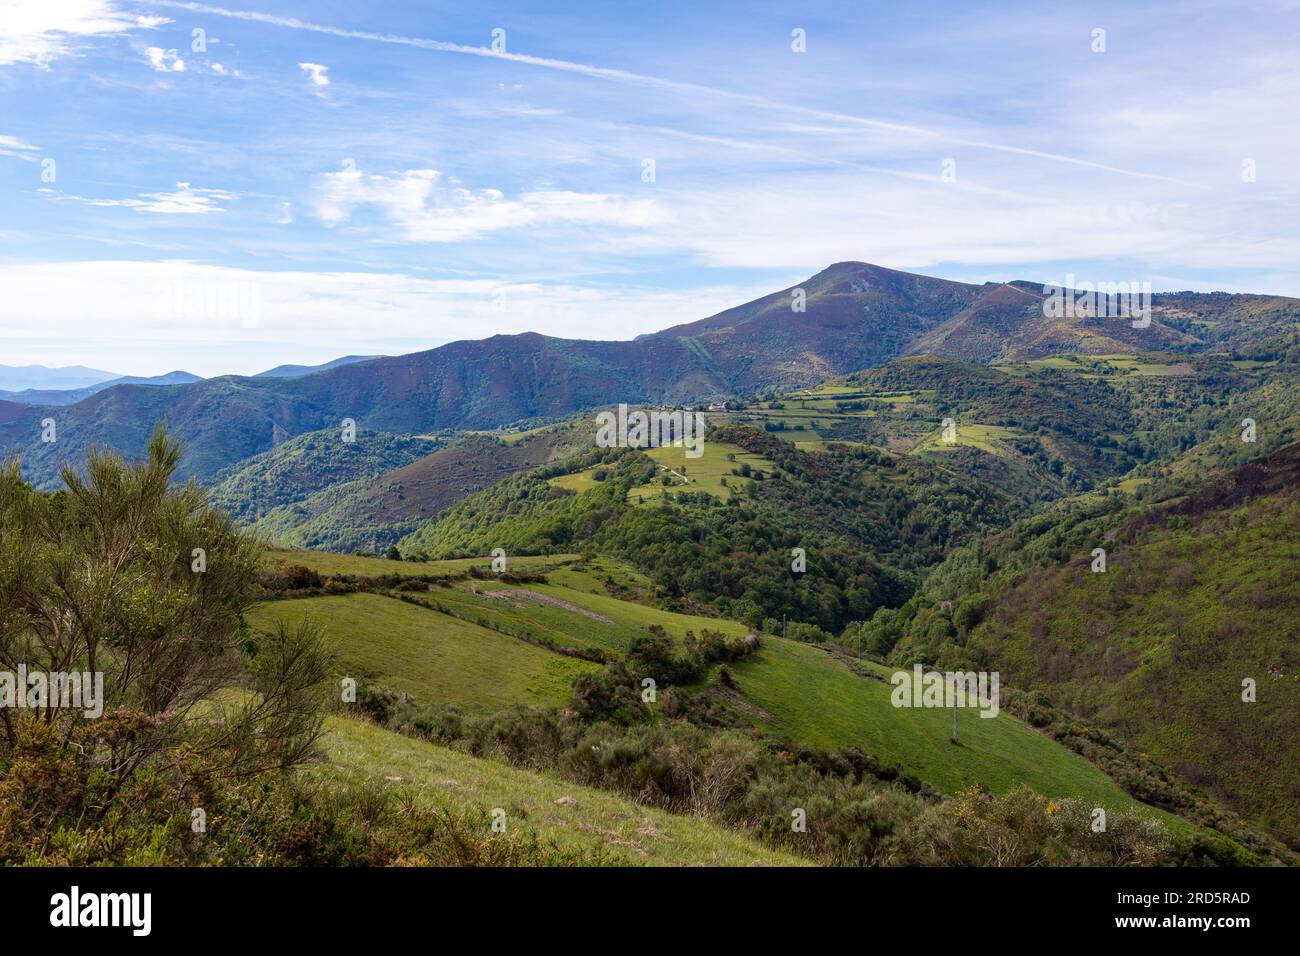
xmin=258 ymin=557 xmax=1169 ymax=821
xmin=625 ymin=441 xmax=777 ymax=502
xmin=995 ymin=353 xmax=1194 ymax=378
xmin=547 ymin=440 xmax=776 ymax=501
xmin=730 ymin=642 xmax=1151 ymax=814
xmin=248 ymin=591 xmax=596 ymax=710
xmin=913 ymin=423 xmax=1024 ymax=457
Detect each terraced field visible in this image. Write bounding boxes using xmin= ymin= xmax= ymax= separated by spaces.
xmin=995 ymin=353 xmax=1194 ymax=378
xmin=717 ymin=381 xmax=934 ymax=452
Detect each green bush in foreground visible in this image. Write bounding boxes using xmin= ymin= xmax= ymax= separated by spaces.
xmin=15 ymin=740 xmax=603 ymax=866
xmin=0 ymin=430 xmax=332 ymax=865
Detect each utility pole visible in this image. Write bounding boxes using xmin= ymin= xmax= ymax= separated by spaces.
xmin=951 ymin=675 xmax=959 ymax=742
xmin=782 ymin=614 xmax=787 ymax=640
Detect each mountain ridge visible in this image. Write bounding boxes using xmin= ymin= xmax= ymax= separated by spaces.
xmin=2 ymin=261 xmax=1296 ymax=487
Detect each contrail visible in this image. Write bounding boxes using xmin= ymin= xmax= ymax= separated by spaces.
xmin=152 ymin=1 xmax=1205 ymax=189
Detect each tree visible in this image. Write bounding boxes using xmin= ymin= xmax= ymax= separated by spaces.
xmin=0 ymin=427 xmax=330 ymax=860
xmin=953 ymin=593 xmax=992 ymax=635
xmin=385 ymin=545 xmax=403 ymax=561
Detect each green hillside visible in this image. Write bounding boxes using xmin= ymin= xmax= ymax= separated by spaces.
xmin=400 ymin=423 xmax=1011 ymax=634
xmin=13 ymin=425 xmax=1268 ymax=870
xmin=243 ymin=425 xmax=595 ymax=553
xmin=250 ymin=560 xmax=1174 ymax=819
xmin=884 ymin=443 xmax=1300 ymax=849
xmin=210 ymin=428 xmax=441 ymax=524
xmin=551 ymin=439 xmax=778 ymax=504
xmin=247 ymin=527 xmax=1300 ymax=863
xmin=323 ymin=716 xmax=808 ymax=866
xmin=248 ymin=592 xmax=597 ymax=711
xmin=720 ymin=353 xmax=1300 ymax=504
xmin=261 ymin=547 xmax=579 ymax=579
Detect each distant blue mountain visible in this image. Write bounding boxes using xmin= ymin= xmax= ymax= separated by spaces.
xmin=254 ymin=355 xmax=382 ymax=379
xmin=0 ymin=370 xmax=203 ymax=406
xmin=0 ymin=364 xmax=120 ymax=392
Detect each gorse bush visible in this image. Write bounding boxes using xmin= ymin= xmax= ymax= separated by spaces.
xmin=0 ymin=429 xmax=331 ymax=864
xmin=626 ymin=625 xmax=761 ymax=687
xmin=19 ymin=751 xmax=602 ymax=866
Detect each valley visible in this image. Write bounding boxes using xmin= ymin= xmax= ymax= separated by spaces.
xmin=4 ymin=261 xmax=1298 ymax=868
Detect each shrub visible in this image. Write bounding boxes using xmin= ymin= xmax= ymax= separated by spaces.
xmin=0 ymin=429 xmax=331 ymax=864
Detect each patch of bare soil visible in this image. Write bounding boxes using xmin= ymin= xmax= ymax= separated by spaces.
xmin=472 ymin=587 xmax=615 ymax=624
xmin=712 ymin=685 xmax=771 ymax=720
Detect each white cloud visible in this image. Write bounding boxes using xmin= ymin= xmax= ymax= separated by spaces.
xmin=298 ymin=61 xmax=329 ymax=87
xmin=144 ymin=46 xmax=185 ymax=72
xmin=0 ymin=134 xmax=40 ymax=158
xmin=648 ymin=173 xmax=1300 ymax=278
xmin=0 ymin=0 xmax=167 ymax=67
xmin=43 ymin=181 xmax=236 ymax=214
xmin=313 ymin=165 xmax=665 ymax=242
xmin=0 ymin=261 xmax=761 ymax=376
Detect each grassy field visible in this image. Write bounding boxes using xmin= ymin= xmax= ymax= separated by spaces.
xmin=549 ymin=468 xmax=606 ymax=493
xmin=408 ymin=575 xmax=746 ymax=657
xmin=1117 ymin=476 xmax=1154 ymax=493
xmin=726 ymin=410 xmax=855 ymax=444
xmin=546 ymin=441 xmax=776 ymax=501
xmin=248 ymin=592 xmax=596 ymax=710
xmin=716 ymin=382 xmax=925 ymax=449
xmin=256 ymin=545 xmax=1200 ymax=831
xmin=547 ymin=556 xmax=655 ymax=596
xmin=322 ymin=715 xmax=806 ymax=866
xmin=625 ymin=441 xmax=776 ymax=503
xmin=320 ymin=567 xmax=1171 ymax=817
xmin=761 ymin=422 xmax=828 ymax=445
xmin=781 ymin=383 xmax=919 ymax=403
xmin=730 ymin=642 xmax=1152 ymax=813
xmin=913 ymin=423 xmax=1024 ymax=457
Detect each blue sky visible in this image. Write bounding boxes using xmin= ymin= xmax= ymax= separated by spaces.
xmin=1 ymin=0 xmax=1298 ymax=376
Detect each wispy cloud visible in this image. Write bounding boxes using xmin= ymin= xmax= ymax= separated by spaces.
xmin=42 ymin=181 xmax=236 ymax=214
xmin=3 ymin=0 xmax=1298 ymax=380
xmin=0 ymin=0 xmax=170 ymax=67
xmin=151 ymin=0 xmax=1204 ymax=188
xmin=0 ymin=134 xmax=40 ymax=158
